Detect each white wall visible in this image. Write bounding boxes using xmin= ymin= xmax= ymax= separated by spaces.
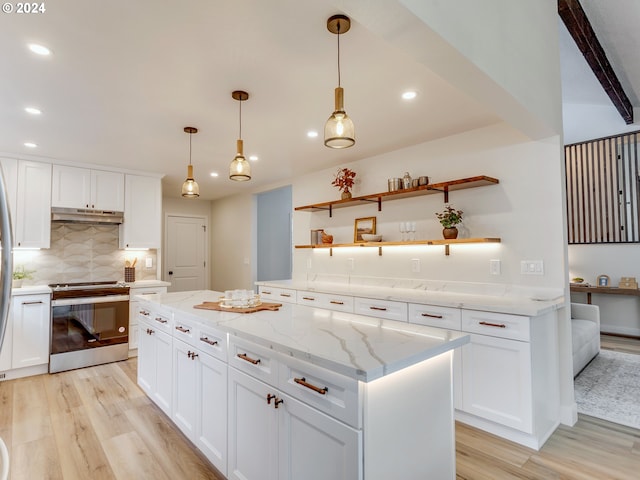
xmin=293 ymin=124 xmax=566 ymax=290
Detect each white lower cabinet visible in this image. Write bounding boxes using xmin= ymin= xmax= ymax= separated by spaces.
xmin=228 ymin=367 xmax=360 ymax=480
xmin=461 ymin=333 xmax=532 ymax=432
xmin=129 ymin=286 xmax=168 ymax=353
xmin=137 ymin=316 xmax=173 ymax=416
xmin=12 ymin=294 xmax=50 ymax=368
xmin=172 ymin=337 xmax=227 ymax=475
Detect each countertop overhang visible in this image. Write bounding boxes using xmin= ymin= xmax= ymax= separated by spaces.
xmin=136 ymin=290 xmax=468 ymax=382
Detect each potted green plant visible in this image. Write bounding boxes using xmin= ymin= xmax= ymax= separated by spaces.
xmin=331 ymin=167 xmax=356 ymax=200
xmin=435 ymin=204 xmax=463 ymax=239
xmin=12 ymin=266 xmax=34 ymax=288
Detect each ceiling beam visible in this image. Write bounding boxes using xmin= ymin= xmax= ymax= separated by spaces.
xmin=558 ymin=0 xmax=634 ymax=124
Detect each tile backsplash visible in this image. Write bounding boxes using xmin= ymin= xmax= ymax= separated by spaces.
xmin=13 ymin=224 xmax=158 ymax=286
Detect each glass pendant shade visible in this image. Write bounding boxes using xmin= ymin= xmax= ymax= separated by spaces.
xmin=181 ymin=126 xmax=200 ymax=198
xmin=324 ymin=87 xmax=355 ymax=148
xmin=181 ymin=164 xmax=200 ymax=197
xmin=229 ymin=139 xmax=251 ymax=181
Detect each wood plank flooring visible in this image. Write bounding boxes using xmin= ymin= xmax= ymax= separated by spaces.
xmin=601 ymin=333 xmax=640 ymax=355
xmin=0 ymin=357 xmax=639 ymax=479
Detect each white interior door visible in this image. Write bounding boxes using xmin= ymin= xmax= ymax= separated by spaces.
xmin=166 ymin=215 xmax=207 ymax=292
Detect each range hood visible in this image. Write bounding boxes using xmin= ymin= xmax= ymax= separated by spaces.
xmin=51 ymin=207 xmax=124 ymax=225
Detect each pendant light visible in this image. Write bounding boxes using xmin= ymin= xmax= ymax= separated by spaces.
xmin=324 ymin=14 xmax=355 ymax=149
xmin=181 ymin=126 xmax=200 ymax=198
xmin=229 ymin=90 xmax=251 ymax=181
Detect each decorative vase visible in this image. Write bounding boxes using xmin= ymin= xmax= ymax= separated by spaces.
xmin=442 ymin=227 xmax=458 ymax=239
xmin=341 ymin=190 xmax=352 ymax=200
xmin=12 ymin=279 xmax=22 ymax=288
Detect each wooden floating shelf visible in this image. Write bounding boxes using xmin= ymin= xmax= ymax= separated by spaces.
xmin=294 ymin=175 xmax=499 ymax=216
xmin=295 ymin=238 xmax=501 ymax=256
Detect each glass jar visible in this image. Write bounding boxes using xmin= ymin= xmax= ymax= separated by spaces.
xmin=402 ymin=172 xmax=412 ymax=189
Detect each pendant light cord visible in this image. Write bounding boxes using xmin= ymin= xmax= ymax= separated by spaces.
xmin=188 ymin=132 xmax=192 ymax=166
xmin=337 ymin=23 xmax=341 ymax=87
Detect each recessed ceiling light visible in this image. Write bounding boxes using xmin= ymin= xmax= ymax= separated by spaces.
xmin=25 ymin=107 xmax=42 ymax=115
xmin=24 ymin=142 xmax=37 ymax=148
xmin=210 ymin=172 xmax=219 ymax=177
xmin=249 ymin=155 xmax=258 ymax=161
xmin=402 ymin=91 xmax=418 ymax=100
xmin=28 ymin=43 xmax=51 ymax=56
xmin=307 ymin=130 xmax=319 ymax=138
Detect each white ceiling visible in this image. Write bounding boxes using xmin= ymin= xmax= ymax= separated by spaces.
xmin=2 ymin=1 xmax=637 ymax=201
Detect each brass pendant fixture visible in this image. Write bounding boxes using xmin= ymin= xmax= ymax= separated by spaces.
xmin=229 ymin=90 xmax=251 ymax=181
xmin=181 ymin=126 xmax=200 ymax=198
xmin=324 ymin=14 xmax=355 ymax=149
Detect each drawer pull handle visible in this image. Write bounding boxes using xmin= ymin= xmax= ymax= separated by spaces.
xmin=22 ymin=300 xmax=44 ymax=305
xmin=266 ymin=393 xmax=276 ymax=404
xmin=175 ymin=326 xmax=190 ymax=333
xmin=146 ymin=328 xmax=154 ymax=335
xmin=274 ymin=398 xmax=284 ymax=409
xmin=155 ymin=317 xmax=168 ymax=324
xmin=200 ymin=336 xmax=218 ymax=346
xmin=238 ymin=353 xmax=261 ymax=365
xmin=421 ymin=313 xmax=444 ymax=319
xmin=329 ymin=300 xmax=344 ymax=305
xmin=479 ymin=321 xmax=506 ymax=328
xmin=262 ymin=291 xmax=272 ymax=295
xmin=187 ymin=351 xmax=199 ymax=360
xmin=294 ymin=377 xmax=328 ymax=395
xmin=370 ymin=306 xmax=387 ymax=311
xmin=302 ymin=297 xmax=315 ymax=301
xmin=280 ymin=293 xmax=292 ymax=297
xmin=140 ymin=310 xmax=150 ymax=316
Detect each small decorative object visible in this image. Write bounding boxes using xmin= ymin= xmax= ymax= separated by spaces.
xmin=310 ymin=229 xmax=324 ymax=245
xmin=361 ymin=234 xmax=382 ymax=242
xmin=124 ymin=258 xmax=137 ymax=283
xmin=596 ymin=274 xmax=610 ymax=287
xmin=418 ymin=176 xmax=429 ymax=186
xmin=436 ymin=204 xmax=463 ymax=239
xmin=571 ymin=277 xmax=584 ymax=284
xmin=402 ymin=172 xmax=412 ymax=189
xmin=331 ymin=167 xmax=356 ymax=199
xmin=388 ymin=178 xmax=402 ymax=192
xmin=354 ymin=216 xmax=376 ymax=242
xmin=321 ymin=230 xmax=334 ymax=244
xmin=619 ymin=277 xmax=638 ymax=289
xmin=12 ymin=266 xmax=34 ymax=288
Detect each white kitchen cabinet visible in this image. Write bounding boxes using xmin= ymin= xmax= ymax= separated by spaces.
xmin=0 ymin=302 xmax=13 ymax=372
xmin=296 ymin=290 xmax=354 ymax=313
xmin=258 ymin=285 xmax=296 ymax=304
xmin=129 ymin=285 xmax=168 ymax=353
xmin=51 ymin=165 xmax=124 ymax=211
xmin=354 ymin=296 xmax=407 ymax=322
xmin=228 ymin=337 xmax=362 ymax=480
xmin=120 ymin=174 xmax=162 ymax=249
xmin=16 ymin=160 xmax=51 ymax=248
xmin=137 ymin=313 xmax=173 ymax=416
xmin=461 ymin=333 xmax=532 ymax=432
xmin=172 ymin=336 xmax=228 ymax=475
xmin=11 ymin=294 xmax=50 ymax=368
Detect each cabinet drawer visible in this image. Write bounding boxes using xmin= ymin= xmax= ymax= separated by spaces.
xmin=258 ymin=286 xmax=296 ymax=304
xmin=137 ymin=305 xmax=173 ymax=334
xmin=354 ymin=297 xmax=407 ymax=322
xmin=278 ymin=356 xmax=360 ymax=429
xmin=196 ymin=324 xmax=227 ymax=362
xmin=173 ymin=317 xmax=197 ymax=346
xmin=408 ymin=303 xmax=461 ymax=330
xmin=228 ymin=336 xmax=279 ymax=385
xmin=297 ymin=291 xmax=354 ymax=313
xmin=462 ymin=310 xmax=530 ymax=342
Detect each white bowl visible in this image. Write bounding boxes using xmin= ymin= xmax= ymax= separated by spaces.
xmin=361 ymin=234 xmax=382 ymax=242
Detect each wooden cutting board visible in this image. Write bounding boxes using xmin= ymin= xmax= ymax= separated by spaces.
xmin=193 ymin=301 xmax=282 ymax=314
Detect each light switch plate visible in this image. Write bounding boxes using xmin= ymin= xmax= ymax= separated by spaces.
xmin=520 ymin=260 xmax=544 ymax=275
xmin=145 ymin=257 xmax=153 ymax=268
xmin=411 ymin=258 xmax=420 ymax=273
xmin=489 ymin=259 xmax=501 ymax=275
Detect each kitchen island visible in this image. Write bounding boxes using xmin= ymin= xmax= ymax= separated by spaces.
xmin=135 ymin=290 xmax=468 ymax=480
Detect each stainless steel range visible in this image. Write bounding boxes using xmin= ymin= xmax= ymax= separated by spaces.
xmin=49 ymin=280 xmax=130 ymax=373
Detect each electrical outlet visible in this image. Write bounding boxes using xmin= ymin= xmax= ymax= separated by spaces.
xmin=306 ymin=258 xmax=312 ymax=269
xmin=347 ymin=258 xmax=355 ymax=271
xmin=411 ymin=258 xmax=420 ymax=273
xmin=520 ymin=260 xmax=544 ymax=275
xmin=145 ymin=257 xmax=153 ymax=268
xmin=489 ymin=259 xmax=501 ymax=275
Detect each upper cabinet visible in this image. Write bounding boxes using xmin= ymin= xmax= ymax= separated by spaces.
xmin=0 ymin=157 xmax=18 ymax=242
xmin=52 ymin=165 xmax=124 ymax=211
xmin=119 ymin=174 xmax=162 ymax=249
xmin=16 ymin=161 xmax=51 ymax=248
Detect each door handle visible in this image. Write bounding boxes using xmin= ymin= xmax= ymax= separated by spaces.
xmin=168 ymin=271 xmax=173 ymax=275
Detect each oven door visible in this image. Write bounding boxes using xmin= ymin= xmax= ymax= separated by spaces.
xmin=51 ymin=295 xmax=129 ymax=355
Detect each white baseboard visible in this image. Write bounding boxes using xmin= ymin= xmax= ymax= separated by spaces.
xmin=0 ymin=363 xmax=48 ymax=381
xmin=600 ymin=324 xmax=640 ymax=337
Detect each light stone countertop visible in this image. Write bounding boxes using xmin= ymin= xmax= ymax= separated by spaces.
xmin=255 ymin=279 xmax=565 ymax=317
xmin=136 ymin=290 xmax=469 ymax=382
xmin=11 ymin=285 xmax=51 ymax=296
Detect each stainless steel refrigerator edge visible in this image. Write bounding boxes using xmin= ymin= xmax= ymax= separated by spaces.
xmin=0 ymin=166 xmax=13 ymax=353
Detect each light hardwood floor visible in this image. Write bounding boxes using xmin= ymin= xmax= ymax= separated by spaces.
xmin=601 ymin=333 xmax=640 ymax=355
xmin=1 ymin=358 xmax=639 ymax=479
